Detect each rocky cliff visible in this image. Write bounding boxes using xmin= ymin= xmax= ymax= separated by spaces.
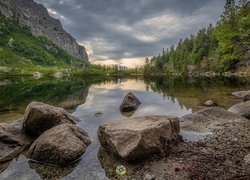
xmin=0 ymin=0 xmax=88 ymax=61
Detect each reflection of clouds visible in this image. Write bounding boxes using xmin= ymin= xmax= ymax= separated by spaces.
xmin=93 ymin=79 xmax=146 ymax=91
xmin=0 ymin=155 xmax=40 ymax=179
xmin=72 ymin=79 xmax=192 ymax=179
xmin=74 ymin=80 xmax=192 ymax=130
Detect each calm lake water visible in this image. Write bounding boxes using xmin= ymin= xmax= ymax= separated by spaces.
xmin=0 ymin=75 xmax=249 ymax=179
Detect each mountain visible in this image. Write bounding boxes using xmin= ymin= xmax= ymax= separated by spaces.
xmin=0 ymin=0 xmax=88 ymax=61
xmin=0 ymin=0 xmax=88 ymax=74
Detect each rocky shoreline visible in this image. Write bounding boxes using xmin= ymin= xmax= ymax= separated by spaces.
xmin=0 ymin=92 xmax=249 ymax=179
xmin=98 ymin=107 xmax=250 ymax=179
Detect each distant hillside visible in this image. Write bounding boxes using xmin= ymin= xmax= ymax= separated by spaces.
xmin=144 ymin=0 xmax=250 ymax=75
xmin=0 ymin=15 xmax=87 ymax=69
xmin=0 ymin=0 xmax=89 ymax=74
xmin=0 ymin=0 xmax=88 ymax=61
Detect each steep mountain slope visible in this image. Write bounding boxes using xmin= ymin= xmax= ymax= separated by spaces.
xmin=0 ymin=15 xmax=87 ymax=70
xmin=0 ymin=0 xmax=88 ymax=62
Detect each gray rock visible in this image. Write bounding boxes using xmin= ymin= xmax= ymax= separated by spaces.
xmin=204 ymin=100 xmax=218 ymax=107
xmin=144 ymin=174 xmax=156 ymax=180
xmin=0 ymin=119 xmax=33 ymax=163
xmin=120 ymin=92 xmax=141 ymax=113
xmin=228 ymin=101 xmax=250 ymax=119
xmin=98 ymin=116 xmax=180 ymax=162
xmin=244 ymin=154 xmax=250 ymax=164
xmin=181 ymin=107 xmax=247 ymax=132
xmin=28 ymin=124 xmax=91 ymax=166
xmin=243 ymin=93 xmax=250 ymax=102
xmin=0 ymin=0 xmax=88 ymax=61
xmin=23 ymin=101 xmax=77 ymax=137
xmin=232 ymin=90 xmax=250 ymax=100
xmin=28 ymin=160 xmax=80 ymax=180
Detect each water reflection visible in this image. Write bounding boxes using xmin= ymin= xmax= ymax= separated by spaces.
xmin=144 ymin=76 xmax=250 ymax=110
xmin=0 ymin=76 xmax=116 ymax=122
xmin=28 ymin=160 xmax=80 ymax=180
xmin=0 ymin=76 xmax=249 ymax=179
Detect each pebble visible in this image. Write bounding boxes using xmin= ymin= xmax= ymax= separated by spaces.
xmin=144 ymin=174 xmax=156 ymax=180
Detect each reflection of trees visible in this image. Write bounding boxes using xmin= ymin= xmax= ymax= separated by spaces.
xmin=0 ymin=76 xmax=119 ymax=114
xmin=144 ymin=76 xmax=250 ymax=110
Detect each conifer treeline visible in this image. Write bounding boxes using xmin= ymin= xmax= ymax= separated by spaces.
xmin=144 ymin=0 xmax=250 ymax=75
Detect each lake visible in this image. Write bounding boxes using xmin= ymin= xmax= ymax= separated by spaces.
xmin=0 ymin=75 xmax=249 ymax=179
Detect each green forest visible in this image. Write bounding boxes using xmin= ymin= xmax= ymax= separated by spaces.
xmin=144 ymin=0 xmax=250 ymax=75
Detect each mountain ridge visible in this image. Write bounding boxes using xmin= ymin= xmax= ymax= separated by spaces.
xmin=0 ymin=0 xmax=88 ymax=62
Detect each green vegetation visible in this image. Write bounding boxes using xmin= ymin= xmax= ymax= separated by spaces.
xmin=144 ymin=0 xmax=250 ymax=75
xmin=144 ymin=76 xmax=250 ymax=110
xmin=0 ymin=15 xmax=139 ymax=76
xmin=0 ymin=75 xmax=117 ymax=115
xmin=0 ymin=15 xmax=88 ymax=74
xmin=0 ymin=15 xmax=143 ymax=77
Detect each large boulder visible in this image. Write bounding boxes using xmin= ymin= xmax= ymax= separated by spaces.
xmin=28 ymin=124 xmax=91 ymax=166
xmin=98 ymin=116 xmax=180 ymax=162
xmin=23 ymin=101 xmax=77 ymax=136
xmin=228 ymin=101 xmax=250 ymax=119
xmin=120 ymin=93 xmax=141 ymax=113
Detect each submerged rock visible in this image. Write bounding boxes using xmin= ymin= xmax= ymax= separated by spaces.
xmin=0 ymin=161 xmax=11 ymax=174
xmin=23 ymin=101 xmax=77 ymax=137
xmin=204 ymin=100 xmax=218 ymax=107
xmin=228 ymin=101 xmax=250 ymax=119
xmin=28 ymin=124 xmax=91 ymax=166
xmin=0 ymin=119 xmax=33 ymax=163
xmin=120 ymin=92 xmax=141 ymax=113
xmin=98 ymin=116 xmax=180 ymax=162
xmin=28 ymin=158 xmax=80 ymax=179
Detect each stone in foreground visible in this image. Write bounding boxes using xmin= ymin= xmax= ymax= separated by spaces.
xmin=232 ymin=90 xmax=250 ymax=99
xmin=204 ymin=100 xmax=218 ymax=107
xmin=28 ymin=124 xmax=91 ymax=166
xmin=228 ymin=101 xmax=250 ymax=119
xmin=181 ymin=107 xmax=247 ymax=132
xmin=120 ymin=92 xmax=141 ymax=112
xmin=0 ymin=119 xmax=33 ymax=163
xmin=98 ymin=116 xmax=180 ymax=162
xmin=23 ymin=101 xmax=77 ymax=136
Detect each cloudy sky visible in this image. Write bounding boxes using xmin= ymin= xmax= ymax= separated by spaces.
xmin=35 ymin=0 xmax=226 ymax=67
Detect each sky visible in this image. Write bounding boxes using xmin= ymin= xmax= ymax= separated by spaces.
xmin=35 ymin=0 xmax=226 ymax=67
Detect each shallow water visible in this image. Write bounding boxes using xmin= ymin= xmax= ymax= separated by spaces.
xmin=0 ymin=76 xmax=249 ymax=179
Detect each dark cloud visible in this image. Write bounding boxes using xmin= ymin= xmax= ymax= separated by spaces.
xmin=35 ymin=0 xmax=225 ymax=67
